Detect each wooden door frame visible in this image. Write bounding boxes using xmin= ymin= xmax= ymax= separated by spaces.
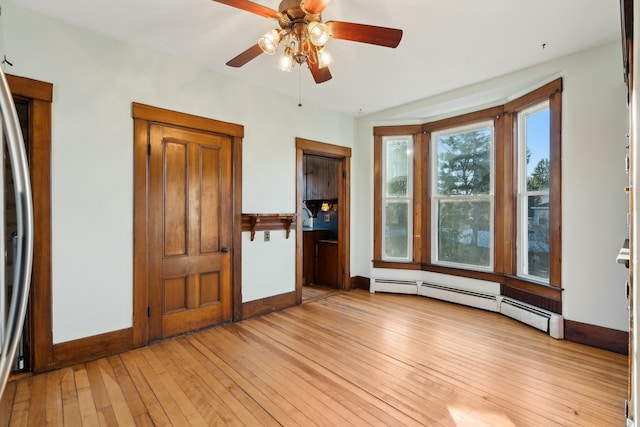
xmin=132 ymin=103 xmax=243 ymax=347
xmin=295 ymin=137 xmax=351 ymax=302
xmin=7 ymin=75 xmax=54 ymax=373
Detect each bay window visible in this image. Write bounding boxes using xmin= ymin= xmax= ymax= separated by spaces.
xmin=373 ymin=79 xmax=562 ymax=305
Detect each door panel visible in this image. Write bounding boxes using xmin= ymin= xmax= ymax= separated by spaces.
xmin=149 ymin=124 xmax=232 ymax=340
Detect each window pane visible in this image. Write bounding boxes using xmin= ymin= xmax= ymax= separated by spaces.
xmin=385 ymin=139 xmax=409 ymax=197
xmin=437 ymin=128 xmax=491 ymax=196
xmin=524 ymin=195 xmax=550 ymax=279
xmin=525 ymin=108 xmax=550 ymax=192
xmin=438 ymin=200 xmax=490 ymax=267
xmin=384 ymin=201 xmax=409 ymax=258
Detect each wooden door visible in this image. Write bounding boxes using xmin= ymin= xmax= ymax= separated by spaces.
xmin=148 ymin=123 xmax=232 ymax=340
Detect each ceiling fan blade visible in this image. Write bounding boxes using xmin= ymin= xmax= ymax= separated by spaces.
xmin=301 ymin=0 xmax=331 ymax=15
xmin=226 ymin=44 xmax=264 ymax=67
xmin=308 ymin=60 xmax=332 ymax=84
xmin=211 ymin=0 xmax=279 ymax=19
xmin=326 ymin=21 xmax=403 ymax=48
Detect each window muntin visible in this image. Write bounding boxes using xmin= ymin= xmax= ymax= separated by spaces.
xmin=431 ymin=122 xmax=494 ymax=269
xmin=382 ymin=136 xmax=413 ymax=261
xmin=517 ymin=101 xmax=551 ymax=281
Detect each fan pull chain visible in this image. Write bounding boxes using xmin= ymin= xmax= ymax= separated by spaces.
xmin=298 ymin=65 xmax=302 ymax=107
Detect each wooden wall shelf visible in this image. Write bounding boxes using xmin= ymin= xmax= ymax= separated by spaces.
xmin=242 ymin=214 xmax=296 ymax=241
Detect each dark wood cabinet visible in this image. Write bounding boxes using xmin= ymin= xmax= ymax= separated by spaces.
xmin=316 ymin=239 xmax=339 ymax=288
xmin=303 ymin=230 xmax=330 ymax=285
xmin=304 ymin=155 xmax=339 ymax=200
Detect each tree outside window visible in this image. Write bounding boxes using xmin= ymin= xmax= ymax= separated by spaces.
xmin=433 ymin=124 xmax=494 ymax=269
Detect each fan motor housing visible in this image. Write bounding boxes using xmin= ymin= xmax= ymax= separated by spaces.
xmin=278 ymin=0 xmax=320 ymax=29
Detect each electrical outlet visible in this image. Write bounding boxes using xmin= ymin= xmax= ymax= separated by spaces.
xmin=324 ymin=214 xmax=330 ymax=222
xmin=264 ymin=231 xmax=270 ymax=242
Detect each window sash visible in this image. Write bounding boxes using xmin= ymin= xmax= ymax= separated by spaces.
xmin=381 ymin=136 xmax=413 ymax=262
xmin=431 ymin=121 xmax=495 ymax=270
xmin=517 ymin=101 xmax=551 ymax=282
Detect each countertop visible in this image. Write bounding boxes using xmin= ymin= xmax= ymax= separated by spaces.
xmin=302 ymin=226 xmax=332 ymax=232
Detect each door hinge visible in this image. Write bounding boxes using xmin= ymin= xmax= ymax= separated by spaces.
xmin=343 ymin=170 xmax=346 ymax=179
xmin=147 ymin=306 xmax=150 ymax=317
xmin=342 ymin=267 xmax=345 ymax=276
xmin=147 ymin=143 xmax=151 ymax=156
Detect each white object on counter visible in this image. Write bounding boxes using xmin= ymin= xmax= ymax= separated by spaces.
xmin=302 ymin=203 xmax=313 ymax=227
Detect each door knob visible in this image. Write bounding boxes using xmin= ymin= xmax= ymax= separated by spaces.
xmin=221 ymin=247 xmax=230 ymax=253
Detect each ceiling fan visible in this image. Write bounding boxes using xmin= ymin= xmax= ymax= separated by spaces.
xmin=212 ymin=0 xmax=403 ymax=84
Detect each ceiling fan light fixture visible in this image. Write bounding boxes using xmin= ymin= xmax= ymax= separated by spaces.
xmin=317 ymin=46 xmax=333 ymax=69
xmin=307 ymin=21 xmax=330 ymax=46
xmin=277 ymin=53 xmax=295 ymax=72
xmin=258 ymin=29 xmax=281 ymax=55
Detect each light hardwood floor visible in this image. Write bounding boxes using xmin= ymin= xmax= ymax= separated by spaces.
xmin=0 ymin=290 xmax=628 ymax=426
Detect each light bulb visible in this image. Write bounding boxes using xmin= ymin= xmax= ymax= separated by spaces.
xmin=258 ymin=29 xmax=281 ymax=55
xmin=277 ymin=54 xmax=295 ymax=72
xmin=317 ymin=47 xmax=333 ymax=69
xmin=308 ymin=22 xmax=330 ymax=47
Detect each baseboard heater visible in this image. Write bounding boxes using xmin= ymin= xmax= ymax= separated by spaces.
xmin=371 ymin=278 xmax=563 ymax=339
xmin=498 ymin=297 xmax=563 ymax=339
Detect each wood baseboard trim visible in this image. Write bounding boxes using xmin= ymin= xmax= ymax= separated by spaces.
xmin=242 ymin=291 xmax=297 ymax=320
xmin=564 ymin=320 xmax=628 ymax=355
xmin=52 ymin=328 xmax=134 ymax=370
xmin=351 ymin=276 xmax=370 ymax=291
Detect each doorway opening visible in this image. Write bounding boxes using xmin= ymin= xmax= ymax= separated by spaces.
xmin=295 ymin=138 xmax=351 ymax=304
xmin=6 ymin=75 xmax=54 ymax=374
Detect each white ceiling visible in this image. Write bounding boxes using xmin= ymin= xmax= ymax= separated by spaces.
xmin=9 ymin=0 xmax=622 ymax=116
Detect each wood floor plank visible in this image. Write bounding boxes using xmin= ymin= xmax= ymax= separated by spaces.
xmin=26 ymin=373 xmax=46 ymax=426
xmin=152 ymin=340 xmax=238 ymax=425
xmin=2 ymin=290 xmax=628 ymax=426
xmin=119 ymin=350 xmax=173 ymax=426
xmin=213 ymin=325 xmax=363 ymax=426
xmin=167 ymin=337 xmax=278 ymax=426
xmin=0 ymin=380 xmax=17 ymax=426
xmin=133 ymin=347 xmax=191 ymax=426
xmin=193 ymin=330 xmax=321 ymax=426
xmin=106 ymin=355 xmax=149 ymax=422
xmin=73 ymin=365 xmax=100 ymax=426
xmin=188 ymin=333 xmax=316 ymax=426
xmin=59 ymin=368 xmax=81 ymax=426
xmin=9 ymin=379 xmax=30 ymax=427
xmin=44 ymin=369 xmax=63 ymax=425
xmin=95 ymin=358 xmax=137 ymax=426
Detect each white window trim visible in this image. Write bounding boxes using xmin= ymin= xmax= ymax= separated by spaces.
xmin=381 ymin=135 xmax=414 ymax=262
xmin=430 ymin=121 xmax=495 ymax=271
xmin=516 ymin=100 xmax=551 ymax=282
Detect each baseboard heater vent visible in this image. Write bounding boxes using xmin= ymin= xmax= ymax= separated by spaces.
xmin=419 ymin=283 xmax=499 ymax=312
xmin=370 ymin=279 xmax=418 ymax=294
xmin=371 ymin=278 xmax=563 ymax=339
xmin=499 ymin=297 xmax=564 ymax=339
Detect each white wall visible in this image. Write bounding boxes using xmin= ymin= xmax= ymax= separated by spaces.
xmin=355 ymin=41 xmax=630 ymax=332
xmin=3 ymin=4 xmax=354 ymax=343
